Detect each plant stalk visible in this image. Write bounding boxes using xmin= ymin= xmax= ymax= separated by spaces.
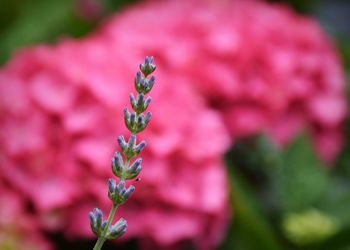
xmin=93 ymin=204 xmax=119 ymax=250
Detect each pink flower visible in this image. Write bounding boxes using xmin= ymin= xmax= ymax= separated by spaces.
xmin=0 ymin=30 xmax=230 ymax=250
xmin=100 ymin=0 xmax=346 ymax=162
xmin=0 ymin=184 xmax=52 ymax=250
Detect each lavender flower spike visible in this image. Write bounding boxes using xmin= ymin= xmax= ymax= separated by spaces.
xmin=90 ymin=57 xmax=156 ymax=250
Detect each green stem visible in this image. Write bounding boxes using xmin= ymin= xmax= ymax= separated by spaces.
xmin=93 ymin=133 xmax=134 ymax=250
xmin=93 ymin=204 xmax=119 ymax=250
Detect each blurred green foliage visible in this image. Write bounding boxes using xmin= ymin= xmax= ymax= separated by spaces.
xmin=271 ymin=136 xmax=329 ymax=213
xmin=282 ymin=209 xmax=339 ymax=246
xmin=223 ymin=133 xmax=350 ymax=250
xmin=0 ymin=0 xmax=79 ymax=63
xmin=0 ymin=0 xmax=138 ymax=64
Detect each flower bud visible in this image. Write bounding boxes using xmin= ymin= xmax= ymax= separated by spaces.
xmin=101 ymin=221 xmax=108 ymax=232
xmin=129 ymin=112 xmax=136 ymax=129
xmin=89 ymin=212 xmax=97 ymax=235
xmin=122 ymin=134 xmax=138 ymax=159
xmin=107 ymin=218 xmax=127 ymax=239
xmin=128 ymin=134 xmax=136 ymax=148
xmin=130 ymin=93 xmax=147 ymax=114
xmin=134 ymin=140 xmax=146 ymax=154
xmin=140 ymin=78 xmax=147 ymax=88
xmin=143 ymin=96 xmax=151 ymax=110
xmin=117 ymin=136 xmax=127 ymax=151
xmin=137 ymin=93 xmax=144 ymax=107
xmin=137 ymin=114 xmax=144 ymax=126
xmin=146 ymin=76 xmax=155 ymax=93
xmin=108 ymin=180 xmax=136 ymax=204
xmin=123 ymin=108 xmax=130 ymax=120
xmin=89 ymin=208 xmax=104 ymax=236
xmin=144 ymin=112 xmax=152 ymax=125
xmin=116 ymin=180 xmax=125 ymax=194
xmin=112 ymin=152 xmax=124 ymax=178
xmin=134 ymin=71 xmax=142 ymax=89
xmin=126 ymin=158 xmax=142 ymax=179
xmin=123 ymin=185 xmax=135 ymax=200
xmin=134 ymin=67 xmax=156 ymax=94
xmin=123 ymin=108 xmax=131 ymax=129
xmin=94 ymin=208 xmax=103 ymax=228
xmin=108 ymin=178 xmax=116 ymax=192
xmin=108 ymin=178 xmax=117 ymax=200
xmin=130 ymin=113 xmax=151 ymax=133
xmin=129 ymin=93 xmax=137 ymax=110
xmin=139 ymin=56 xmax=156 ymax=76
xmin=124 ymin=109 xmax=138 ymax=132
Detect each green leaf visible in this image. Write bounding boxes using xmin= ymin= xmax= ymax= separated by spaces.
xmin=220 ymin=158 xmax=284 ymax=250
xmin=273 ymin=135 xmax=330 ymax=212
xmin=316 ymin=176 xmax=350 ymax=228
xmin=0 ymin=0 xmax=102 ymax=64
xmin=0 ymin=0 xmax=72 ymax=62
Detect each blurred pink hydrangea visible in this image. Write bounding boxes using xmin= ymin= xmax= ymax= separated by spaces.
xmin=99 ymin=0 xmax=346 ymax=162
xmin=0 ymin=26 xmax=230 ymax=250
xmin=0 ymin=0 xmax=347 ymax=249
xmin=0 ymin=184 xmax=52 ymax=250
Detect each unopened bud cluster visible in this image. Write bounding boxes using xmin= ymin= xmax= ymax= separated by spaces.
xmin=89 ymin=208 xmax=127 ymax=240
xmin=90 ymin=57 xmax=156 ymax=249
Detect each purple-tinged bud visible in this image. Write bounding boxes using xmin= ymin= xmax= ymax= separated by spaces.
xmin=134 ymin=140 xmax=146 ymax=154
xmin=123 ymin=108 xmax=130 ymax=120
xmin=140 ymin=56 xmax=156 ymax=76
xmin=123 ymin=134 xmax=138 ymax=159
xmin=107 ymin=218 xmax=127 ymax=239
xmin=147 ymin=76 xmax=155 ymax=90
xmin=125 ymin=111 xmax=137 ymax=132
xmin=134 ymin=71 xmax=142 ymax=87
xmin=130 ymin=93 xmax=137 ymax=110
xmin=89 ymin=211 xmax=99 ymax=236
xmin=128 ymin=134 xmax=137 ymax=149
xmin=123 ymin=185 xmax=135 ymax=200
xmin=93 ymin=208 xmax=103 ymax=229
xmin=89 ymin=208 xmax=106 ymax=237
xmin=145 ymin=56 xmax=153 ymax=65
xmin=137 ymin=93 xmax=144 ymax=107
xmin=130 ymin=112 xmax=136 ymax=125
xmin=144 ymin=112 xmax=152 ymax=125
xmin=117 ymin=136 xmax=127 ymax=151
xmin=89 ymin=212 xmax=95 ymax=224
xmin=143 ymin=96 xmax=151 ymax=110
xmin=101 ymin=221 xmax=108 ymax=232
xmin=116 ymin=180 xmax=125 ymax=194
xmin=129 ymin=158 xmax=142 ymax=169
xmin=124 ymin=108 xmax=131 ymax=129
xmin=137 ymin=114 xmax=143 ymax=126
xmin=108 ymin=178 xmax=116 ymax=194
xmin=126 ymin=158 xmax=142 ymax=179
xmin=140 ymin=78 xmax=147 ymax=88
xmin=112 ymin=152 xmax=124 ymax=178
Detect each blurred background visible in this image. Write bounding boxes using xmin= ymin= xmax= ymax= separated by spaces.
xmin=0 ymin=0 xmax=349 ymax=249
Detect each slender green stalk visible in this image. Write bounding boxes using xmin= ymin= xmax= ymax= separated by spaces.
xmin=93 ymin=204 xmax=119 ymax=250
xmin=89 ymin=57 xmax=156 ymax=250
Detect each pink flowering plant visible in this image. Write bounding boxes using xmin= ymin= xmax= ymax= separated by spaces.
xmin=90 ymin=57 xmax=156 ymax=250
